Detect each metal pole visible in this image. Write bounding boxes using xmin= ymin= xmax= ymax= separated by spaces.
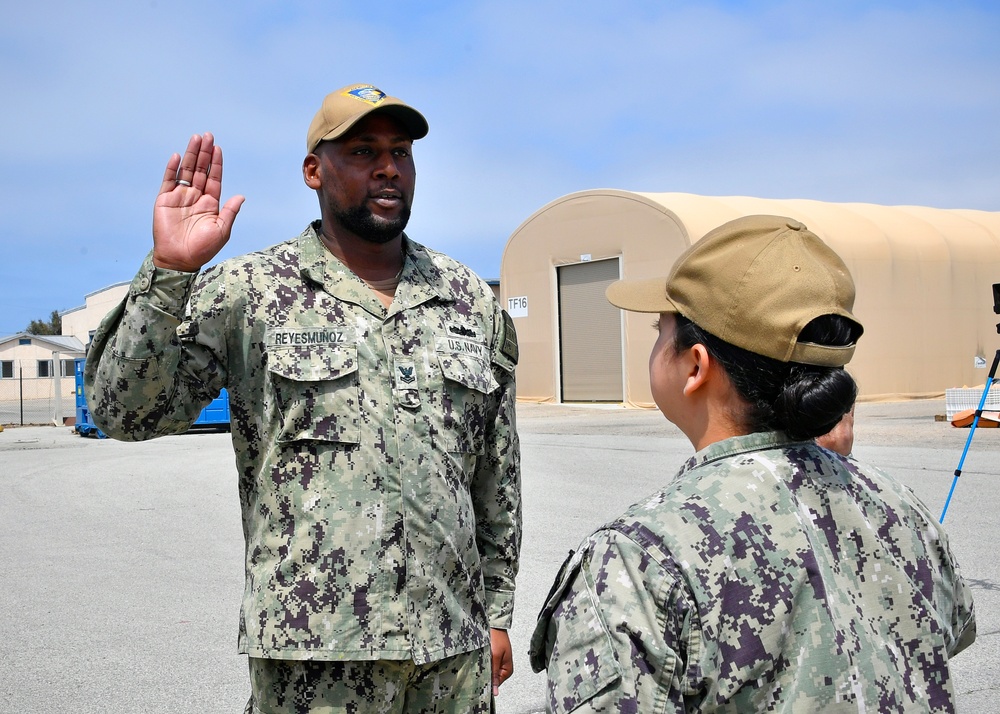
xmin=19 ymin=364 xmax=24 ymax=426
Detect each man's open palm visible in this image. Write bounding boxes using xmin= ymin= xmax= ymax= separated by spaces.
xmin=152 ymin=132 xmax=245 ymax=272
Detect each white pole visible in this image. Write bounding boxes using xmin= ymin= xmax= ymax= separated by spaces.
xmin=51 ymin=350 xmax=62 ymax=426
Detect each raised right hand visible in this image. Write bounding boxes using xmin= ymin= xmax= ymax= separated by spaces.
xmin=152 ymin=132 xmax=245 ymax=272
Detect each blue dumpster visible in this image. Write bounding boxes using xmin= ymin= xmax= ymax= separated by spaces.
xmin=74 ymin=358 xmax=230 ymax=436
xmin=192 ymin=389 xmax=231 ymax=430
xmin=74 ymin=358 xmax=105 ymax=438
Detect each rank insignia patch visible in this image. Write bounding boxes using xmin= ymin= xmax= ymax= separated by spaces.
xmin=396 ymin=361 xmax=416 ymax=385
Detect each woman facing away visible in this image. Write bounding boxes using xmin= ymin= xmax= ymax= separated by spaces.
xmin=529 ymin=215 xmax=976 ymax=713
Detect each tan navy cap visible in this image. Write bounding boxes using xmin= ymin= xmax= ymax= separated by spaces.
xmin=605 ymin=214 xmax=863 ymax=366
xmin=306 ymin=84 xmax=428 ymax=153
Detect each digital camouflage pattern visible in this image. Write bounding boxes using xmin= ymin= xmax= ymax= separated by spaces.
xmin=85 ymin=222 xmax=521 ymax=665
xmin=530 ymin=431 xmax=976 ymax=713
xmin=245 ymin=647 xmax=491 ymax=713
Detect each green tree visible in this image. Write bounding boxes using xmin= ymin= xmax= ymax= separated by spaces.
xmin=25 ymin=310 xmax=62 ymax=335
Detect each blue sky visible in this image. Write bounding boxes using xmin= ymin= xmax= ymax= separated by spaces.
xmin=2 ymin=0 xmax=999 ymax=335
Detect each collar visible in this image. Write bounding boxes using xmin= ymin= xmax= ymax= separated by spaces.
xmin=298 ymin=221 xmax=456 ymax=316
xmin=678 ymin=431 xmax=802 ymax=477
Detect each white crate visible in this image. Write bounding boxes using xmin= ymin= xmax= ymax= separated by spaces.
xmin=945 ymin=384 xmax=1000 ymax=420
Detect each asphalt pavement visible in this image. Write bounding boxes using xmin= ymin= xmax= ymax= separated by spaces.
xmin=1 ymin=399 xmax=997 ymax=713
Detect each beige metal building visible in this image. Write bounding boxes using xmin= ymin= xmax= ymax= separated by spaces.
xmin=500 ymin=191 xmax=1000 ymax=407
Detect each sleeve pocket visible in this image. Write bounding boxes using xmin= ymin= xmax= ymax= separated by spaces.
xmin=530 ymin=549 xmax=623 ymax=713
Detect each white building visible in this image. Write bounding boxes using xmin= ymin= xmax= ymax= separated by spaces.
xmin=0 ymin=282 xmax=128 ymax=425
xmin=60 ymin=281 xmax=129 ymax=347
xmin=0 ymin=332 xmax=85 ymax=409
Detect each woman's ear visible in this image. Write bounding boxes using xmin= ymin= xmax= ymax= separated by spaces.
xmin=682 ymin=343 xmax=712 ymax=397
xmin=302 ymin=153 xmax=322 ymax=189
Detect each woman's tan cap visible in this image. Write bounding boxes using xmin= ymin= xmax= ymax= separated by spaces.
xmin=606 ymin=214 xmax=863 ymax=366
xmin=306 ymin=84 xmax=429 ymax=152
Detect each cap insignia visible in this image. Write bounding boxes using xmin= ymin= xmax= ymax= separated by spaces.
xmin=344 ymin=85 xmax=387 ymax=106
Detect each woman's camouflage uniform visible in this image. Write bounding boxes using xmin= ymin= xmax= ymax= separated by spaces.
xmin=531 ymin=432 xmax=975 ymax=713
xmin=85 ymin=222 xmax=521 ymax=666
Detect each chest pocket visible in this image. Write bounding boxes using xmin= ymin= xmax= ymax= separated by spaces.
xmin=437 ymin=344 xmax=499 ymax=455
xmin=266 ymin=339 xmax=360 ymax=444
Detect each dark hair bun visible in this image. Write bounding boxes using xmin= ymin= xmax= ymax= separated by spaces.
xmin=773 ymin=366 xmax=858 ymax=440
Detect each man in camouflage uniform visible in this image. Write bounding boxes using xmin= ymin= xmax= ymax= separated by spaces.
xmin=529 ymin=216 xmax=975 ymax=712
xmin=85 ymin=84 xmax=521 ymax=713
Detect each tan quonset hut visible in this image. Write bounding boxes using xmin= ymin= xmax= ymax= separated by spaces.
xmin=500 ymin=191 xmax=1000 ymax=406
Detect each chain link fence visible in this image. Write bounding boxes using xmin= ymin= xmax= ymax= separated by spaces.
xmin=0 ymin=361 xmax=75 ymax=426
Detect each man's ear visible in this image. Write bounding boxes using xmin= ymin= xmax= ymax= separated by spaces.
xmin=302 ymin=152 xmax=321 ymax=189
xmin=682 ymin=343 xmax=712 ymax=397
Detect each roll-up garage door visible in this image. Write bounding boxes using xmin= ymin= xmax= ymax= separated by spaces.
xmin=557 ymin=258 xmax=623 ymax=402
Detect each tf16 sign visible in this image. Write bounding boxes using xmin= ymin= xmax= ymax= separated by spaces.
xmin=507 ymin=296 xmax=528 ymax=318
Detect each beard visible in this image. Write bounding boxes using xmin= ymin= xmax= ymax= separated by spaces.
xmin=332 ymin=200 xmax=411 ymax=245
